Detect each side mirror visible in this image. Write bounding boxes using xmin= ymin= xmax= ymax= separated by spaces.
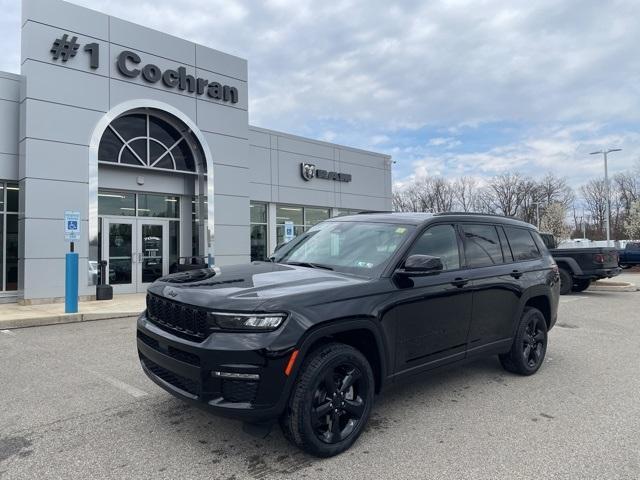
xmin=397 ymin=254 xmax=443 ymax=276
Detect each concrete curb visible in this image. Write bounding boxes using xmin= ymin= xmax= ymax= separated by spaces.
xmin=0 ymin=312 xmax=139 ymax=330
xmin=591 ymin=281 xmax=638 ymax=292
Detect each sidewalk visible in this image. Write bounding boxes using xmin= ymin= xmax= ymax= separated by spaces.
xmin=0 ymin=293 xmax=146 ymax=330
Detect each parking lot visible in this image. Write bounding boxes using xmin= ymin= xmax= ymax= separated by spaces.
xmin=1 ymin=277 xmax=639 ymax=480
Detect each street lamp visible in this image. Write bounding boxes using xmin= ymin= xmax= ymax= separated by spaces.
xmin=590 ymin=148 xmax=622 ymax=247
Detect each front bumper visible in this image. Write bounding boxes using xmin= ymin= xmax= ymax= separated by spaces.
xmin=136 ymin=313 xmax=295 ymax=422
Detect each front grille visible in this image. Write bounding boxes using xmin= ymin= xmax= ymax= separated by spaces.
xmin=146 ymin=293 xmax=209 ymax=341
xmin=221 ymin=379 xmax=258 ymax=403
xmin=140 ymin=354 xmax=199 ymax=397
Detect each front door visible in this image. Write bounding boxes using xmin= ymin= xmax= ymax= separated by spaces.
xmin=391 ymin=223 xmax=473 ymax=375
xmin=102 ymin=217 xmax=170 ymax=293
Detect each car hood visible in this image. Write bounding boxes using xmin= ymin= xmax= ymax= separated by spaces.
xmin=146 ymin=262 xmax=371 ymax=311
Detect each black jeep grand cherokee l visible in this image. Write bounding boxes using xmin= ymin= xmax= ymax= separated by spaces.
xmin=137 ymin=212 xmax=559 ymax=457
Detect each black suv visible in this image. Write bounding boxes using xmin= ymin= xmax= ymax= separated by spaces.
xmin=137 ymin=213 xmax=559 ymax=457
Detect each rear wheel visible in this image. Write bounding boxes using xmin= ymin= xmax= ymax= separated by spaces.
xmin=572 ymin=279 xmax=591 ymax=292
xmin=499 ymin=307 xmax=548 ymax=375
xmin=558 ymin=268 xmax=572 ymax=295
xmin=280 ymin=343 xmax=374 ymax=457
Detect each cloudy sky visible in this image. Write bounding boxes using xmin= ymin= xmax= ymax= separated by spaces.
xmin=2 ymin=0 xmax=640 ymax=188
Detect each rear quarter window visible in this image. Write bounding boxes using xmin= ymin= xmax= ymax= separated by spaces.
xmin=504 ymin=227 xmax=541 ymax=261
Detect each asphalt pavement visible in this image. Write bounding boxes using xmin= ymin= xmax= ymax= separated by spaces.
xmin=1 ymin=282 xmax=639 ymax=479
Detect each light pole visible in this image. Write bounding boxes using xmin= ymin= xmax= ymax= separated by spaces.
xmin=590 ymin=148 xmax=621 ymax=247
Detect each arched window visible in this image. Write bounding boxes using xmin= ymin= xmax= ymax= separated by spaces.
xmin=98 ymin=110 xmax=204 ymax=173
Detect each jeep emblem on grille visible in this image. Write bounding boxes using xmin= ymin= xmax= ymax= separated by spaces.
xmin=164 ymin=288 xmax=178 ymax=298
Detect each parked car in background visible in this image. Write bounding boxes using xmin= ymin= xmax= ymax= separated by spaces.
xmin=539 ymin=233 xmax=621 ymax=294
xmin=618 ymin=242 xmax=640 ymax=269
xmin=137 ymin=213 xmax=559 ymax=457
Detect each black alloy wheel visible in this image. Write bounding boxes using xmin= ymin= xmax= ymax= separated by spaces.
xmin=280 ymin=342 xmax=374 ymax=457
xmin=522 ymin=314 xmax=546 ymax=369
xmin=311 ymin=363 xmax=367 ymax=444
xmin=499 ymin=306 xmax=548 ymax=375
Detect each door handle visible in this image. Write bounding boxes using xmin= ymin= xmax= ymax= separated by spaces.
xmin=510 ymin=270 xmax=523 ymax=279
xmin=451 ymin=277 xmax=469 ymax=288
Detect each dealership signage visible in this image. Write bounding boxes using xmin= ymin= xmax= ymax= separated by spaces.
xmin=300 ymin=163 xmax=352 ymax=182
xmin=49 ymin=35 xmax=239 ymax=104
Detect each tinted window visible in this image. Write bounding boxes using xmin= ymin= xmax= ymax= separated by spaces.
xmin=408 ymin=224 xmax=460 ymax=271
xmin=505 ymin=227 xmax=541 ymax=261
xmin=461 ymin=224 xmax=503 ymax=267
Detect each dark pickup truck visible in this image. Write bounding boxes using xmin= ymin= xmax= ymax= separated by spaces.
xmin=618 ymin=242 xmax=640 ymax=269
xmin=539 ymin=233 xmax=621 ymax=294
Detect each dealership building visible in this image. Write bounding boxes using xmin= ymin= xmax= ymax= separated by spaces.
xmin=0 ymin=0 xmax=392 ymax=303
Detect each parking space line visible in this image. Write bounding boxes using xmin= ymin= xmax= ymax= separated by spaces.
xmin=85 ymin=368 xmax=149 ymax=398
xmin=1 ymin=329 xmax=16 ymax=336
xmin=560 ymin=296 xmax=587 ymax=303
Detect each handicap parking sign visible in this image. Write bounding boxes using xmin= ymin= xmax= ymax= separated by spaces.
xmin=64 ymin=211 xmax=81 ymax=241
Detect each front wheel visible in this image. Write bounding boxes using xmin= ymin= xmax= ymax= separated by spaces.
xmin=499 ymin=307 xmax=548 ymax=375
xmin=280 ymin=343 xmax=374 ymax=457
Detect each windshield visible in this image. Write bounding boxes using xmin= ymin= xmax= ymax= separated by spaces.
xmin=279 ymin=221 xmax=415 ymax=277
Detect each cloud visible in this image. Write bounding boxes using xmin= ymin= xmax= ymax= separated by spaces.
xmin=2 ymin=0 xmax=639 ymax=189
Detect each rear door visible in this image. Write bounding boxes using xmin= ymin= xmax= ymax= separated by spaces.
xmin=459 ymin=223 xmax=523 ymax=356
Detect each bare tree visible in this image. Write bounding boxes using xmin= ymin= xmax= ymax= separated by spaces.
xmin=581 ymin=179 xmax=608 ymax=239
xmin=451 ymin=176 xmax=478 ymax=212
xmin=485 ymin=173 xmax=526 ymax=217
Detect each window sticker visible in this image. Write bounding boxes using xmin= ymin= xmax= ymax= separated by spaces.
xmin=355 ymin=261 xmax=374 ymax=268
xmin=395 ymin=227 xmax=407 ymax=234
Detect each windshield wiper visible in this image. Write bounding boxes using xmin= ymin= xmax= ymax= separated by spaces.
xmin=283 ymin=261 xmax=334 ymax=271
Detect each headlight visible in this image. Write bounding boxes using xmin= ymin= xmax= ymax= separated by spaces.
xmin=208 ymin=312 xmax=287 ymax=331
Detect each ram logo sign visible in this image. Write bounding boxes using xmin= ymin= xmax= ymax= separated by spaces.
xmin=300 ymin=163 xmax=352 ymax=182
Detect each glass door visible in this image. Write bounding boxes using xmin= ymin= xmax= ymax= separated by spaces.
xmin=137 ymin=220 xmax=169 ymax=290
xmin=102 ymin=217 xmax=137 ymax=294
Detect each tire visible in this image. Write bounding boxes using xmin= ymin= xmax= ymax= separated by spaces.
xmin=280 ymin=342 xmax=374 ymax=457
xmin=499 ymin=307 xmax=548 ymax=376
xmin=572 ymin=279 xmax=591 ymax=292
xmin=558 ymin=268 xmax=572 ymax=295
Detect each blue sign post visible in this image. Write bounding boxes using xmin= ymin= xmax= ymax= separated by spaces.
xmin=64 ymin=211 xmax=81 ymax=313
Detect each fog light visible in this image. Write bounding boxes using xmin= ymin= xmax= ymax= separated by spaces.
xmin=212 ymin=371 xmax=260 ymax=381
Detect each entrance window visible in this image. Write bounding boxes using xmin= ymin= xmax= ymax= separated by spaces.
xmin=275 ymin=204 xmax=331 ymax=246
xmin=98 ymin=112 xmax=199 ymax=173
xmin=98 ymin=191 xmax=179 ymax=218
xmin=98 ymin=192 xmax=136 ymax=216
xmin=250 ymin=202 xmax=268 ymax=261
xmin=137 ymin=194 xmax=180 ymax=218
xmin=0 ymin=183 xmax=19 ymax=291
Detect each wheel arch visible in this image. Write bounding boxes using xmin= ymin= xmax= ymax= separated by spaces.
xmin=513 ymin=288 xmax=554 ymax=335
xmin=294 ymin=318 xmax=388 ymax=394
xmin=554 ymin=257 xmax=582 ymax=276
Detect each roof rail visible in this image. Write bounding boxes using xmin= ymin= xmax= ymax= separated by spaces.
xmin=356 ymin=211 xmax=391 ymax=214
xmin=433 ymin=212 xmax=515 ymax=218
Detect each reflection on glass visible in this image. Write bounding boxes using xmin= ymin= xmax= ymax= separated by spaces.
xmin=169 ymin=221 xmax=179 ymax=271
xmin=276 ymin=225 xmax=304 ymax=246
xmin=108 ymin=224 xmax=132 ymax=285
xmin=251 ymin=224 xmax=268 ymax=261
xmin=141 ymin=224 xmax=163 ymax=283
xmin=250 ymin=202 xmax=267 ymax=223
xmin=305 ymin=208 xmax=330 ymax=227
xmin=276 ymin=205 xmax=303 ymax=225
xmin=138 ymin=194 xmax=179 ymax=218
xmin=6 ymin=184 xmax=18 ymax=212
xmin=99 ymin=191 xmax=136 ymax=216
xmin=5 ymin=214 xmax=18 ymax=290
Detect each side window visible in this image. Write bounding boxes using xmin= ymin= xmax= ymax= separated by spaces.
xmin=504 ymin=227 xmax=541 ymax=261
xmin=461 ymin=224 xmax=503 ymax=267
xmin=407 ymin=224 xmax=460 ymax=271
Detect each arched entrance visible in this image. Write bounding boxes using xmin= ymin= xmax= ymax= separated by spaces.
xmin=88 ymin=102 xmax=214 ymax=293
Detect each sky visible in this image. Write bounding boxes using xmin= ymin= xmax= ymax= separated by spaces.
xmin=2 ymin=0 xmax=640 ymax=189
